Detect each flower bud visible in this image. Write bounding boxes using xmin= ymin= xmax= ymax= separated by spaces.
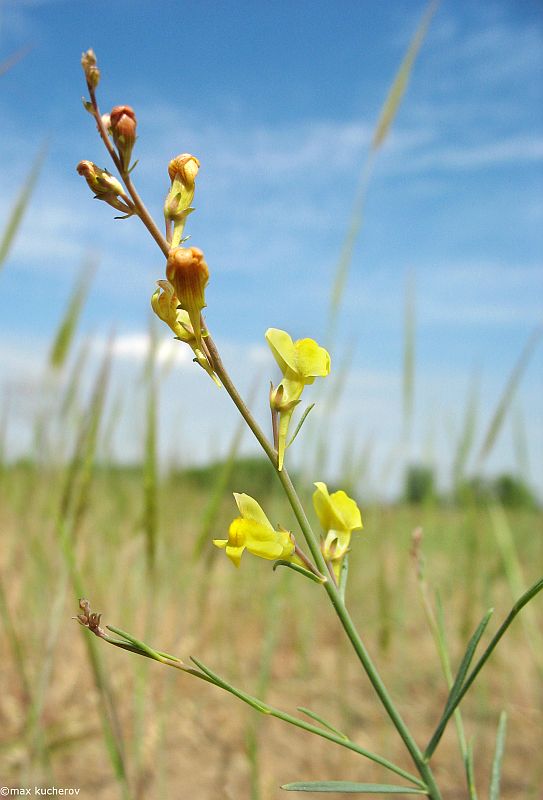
xmin=168 ymin=154 xmax=200 ymax=185
xmin=164 ymin=154 xmax=200 ymax=247
xmin=109 ymin=105 xmax=137 ymax=171
xmin=81 ymin=49 xmax=100 ymax=90
xmin=165 ymin=247 xmax=209 ymax=347
xmin=76 ymin=160 xmax=133 ymax=215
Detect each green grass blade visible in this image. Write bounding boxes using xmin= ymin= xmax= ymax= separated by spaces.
xmin=464 ymin=740 xmax=478 ymax=800
xmin=281 ymin=782 xmax=427 ymax=794
xmin=0 ymin=146 xmax=46 ymax=270
xmin=476 ymin=328 xmax=542 ymax=467
xmin=488 ymin=504 xmax=543 ymax=675
xmin=452 ymin=370 xmax=480 ymax=488
xmin=49 ymin=259 xmax=96 ymax=369
xmin=489 ymin=712 xmax=507 ymax=800
xmin=372 ymin=1 xmax=438 ymax=149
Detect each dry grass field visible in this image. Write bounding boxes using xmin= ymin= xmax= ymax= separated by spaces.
xmin=1 ymin=463 xmax=541 ymax=799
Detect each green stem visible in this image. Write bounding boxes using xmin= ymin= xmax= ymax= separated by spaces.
xmin=204 ymin=334 xmax=442 ymax=799
xmin=191 ymin=657 xmax=426 ymax=788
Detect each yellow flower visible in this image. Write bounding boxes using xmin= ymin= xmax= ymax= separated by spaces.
xmin=213 ymin=493 xmax=294 ymax=567
xmin=166 ymin=246 xmax=209 ymax=349
xmin=265 ymin=328 xmax=330 ymax=470
xmin=151 ymin=280 xmax=220 ymax=386
xmin=164 ymin=153 xmax=200 ymax=247
xmin=313 ymin=482 xmax=363 ymax=577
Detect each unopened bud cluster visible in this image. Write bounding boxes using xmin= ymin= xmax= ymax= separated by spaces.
xmin=76 ymin=160 xmax=134 ymax=216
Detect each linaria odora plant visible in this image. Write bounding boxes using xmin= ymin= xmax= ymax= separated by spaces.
xmin=76 ymin=48 xmax=543 ymax=800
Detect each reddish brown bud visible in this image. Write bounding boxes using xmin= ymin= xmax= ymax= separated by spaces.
xmin=109 ymin=105 xmax=137 ymax=170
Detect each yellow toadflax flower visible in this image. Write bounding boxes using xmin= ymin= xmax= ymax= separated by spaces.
xmin=151 ymin=279 xmax=220 ymax=386
xmin=213 ymin=493 xmax=295 ymax=567
xmin=164 ymin=153 xmax=200 ymax=247
xmin=266 ymin=328 xmax=330 ymax=470
xmin=313 ymin=482 xmax=363 ymax=578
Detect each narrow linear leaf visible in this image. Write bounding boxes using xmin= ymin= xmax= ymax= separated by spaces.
xmin=443 ymin=608 xmax=494 ymax=717
xmin=190 ymin=656 xmax=272 ymax=714
xmin=489 ymin=712 xmax=507 ymax=800
xmin=426 ymin=577 xmax=543 ymax=758
xmin=372 ymin=1 xmax=439 ymax=150
xmin=281 ymin=782 xmax=426 ymax=794
xmin=287 ymin=403 xmax=315 ymax=449
xmin=297 ymin=708 xmax=348 ymax=740
xmin=0 ymin=146 xmax=46 ymax=269
xmin=426 ymin=608 xmax=493 ymax=759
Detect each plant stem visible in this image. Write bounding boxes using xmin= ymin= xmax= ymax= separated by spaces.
xmin=204 ymin=332 xmax=442 ymax=799
xmin=87 ymin=84 xmax=170 ymax=257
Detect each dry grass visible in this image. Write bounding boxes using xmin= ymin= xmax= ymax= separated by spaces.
xmin=1 ymin=466 xmax=541 ymax=799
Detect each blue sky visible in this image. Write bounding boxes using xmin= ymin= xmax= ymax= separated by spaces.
xmin=1 ymin=0 xmax=542 ymax=495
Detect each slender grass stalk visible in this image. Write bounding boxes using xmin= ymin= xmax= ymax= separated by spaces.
xmin=49 ymin=259 xmax=96 ymax=370
xmin=143 ymin=323 xmax=159 ymax=576
xmin=0 ymin=146 xmax=46 ymax=270
xmin=402 ymin=271 xmax=416 ymax=453
xmin=476 ymin=328 xmax=542 ymax=468
xmin=326 ymin=0 xmax=438 ymax=348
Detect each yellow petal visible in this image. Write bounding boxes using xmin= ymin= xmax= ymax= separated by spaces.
xmin=246 ymin=538 xmax=285 ymax=560
xmin=329 ymin=490 xmax=363 ymax=531
xmin=225 ymin=544 xmax=244 ymax=567
xmin=313 ymin=482 xmax=363 ymax=533
xmin=265 ymin=328 xmax=298 ymax=374
xmin=213 ymin=538 xmax=228 ymax=549
xmin=294 ymin=338 xmax=331 ymax=381
xmin=233 ymin=493 xmax=274 ymax=529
